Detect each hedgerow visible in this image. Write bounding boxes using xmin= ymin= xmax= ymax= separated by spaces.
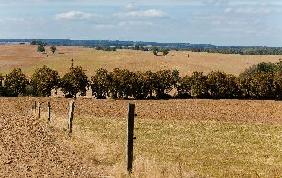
xmin=0 ymin=60 xmax=281 ymax=100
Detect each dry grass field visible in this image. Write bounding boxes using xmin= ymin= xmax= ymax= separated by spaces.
xmin=0 ymin=98 xmax=281 ymax=177
xmin=1 ymin=45 xmax=282 ymax=177
xmin=0 ymin=45 xmax=282 ymax=76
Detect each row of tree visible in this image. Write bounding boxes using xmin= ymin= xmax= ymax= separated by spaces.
xmin=0 ymin=61 xmax=282 ymax=100
xmin=191 ymin=47 xmax=282 ymax=55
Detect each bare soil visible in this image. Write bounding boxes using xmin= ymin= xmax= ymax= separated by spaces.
xmin=0 ymin=98 xmax=101 ymax=177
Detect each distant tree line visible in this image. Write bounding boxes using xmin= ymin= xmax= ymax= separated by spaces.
xmin=190 ymin=47 xmax=282 ymax=55
xmin=0 ymin=61 xmax=282 ymax=100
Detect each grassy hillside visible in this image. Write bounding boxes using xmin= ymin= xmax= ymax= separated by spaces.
xmin=1 ymin=45 xmax=282 ymax=76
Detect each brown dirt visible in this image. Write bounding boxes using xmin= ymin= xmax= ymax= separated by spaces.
xmin=0 ymin=98 xmax=102 ymax=177
xmin=2 ymin=97 xmax=281 ymax=124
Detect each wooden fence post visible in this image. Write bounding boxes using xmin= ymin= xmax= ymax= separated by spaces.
xmin=32 ymin=101 xmax=37 ymax=115
xmin=38 ymin=102 xmax=41 ymax=118
xmin=68 ymin=101 xmax=75 ymax=133
xmin=126 ymin=103 xmax=136 ymax=173
xmin=47 ymin=101 xmax=51 ymax=122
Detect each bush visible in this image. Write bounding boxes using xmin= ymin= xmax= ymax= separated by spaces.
xmin=273 ymin=72 xmax=282 ymax=99
xmin=207 ymin=71 xmax=240 ymax=99
xmin=131 ymin=72 xmax=150 ymax=99
xmin=177 ymin=75 xmax=192 ymax=98
xmin=108 ymin=68 xmax=135 ymax=99
xmin=153 ymin=69 xmax=179 ymax=99
xmin=50 ymin=45 xmax=57 ymax=54
xmin=91 ymin=68 xmax=110 ymax=99
xmin=249 ymin=72 xmax=276 ymax=99
xmin=60 ymin=66 xmax=88 ymax=98
xmin=37 ymin=45 xmax=45 ymax=52
xmin=241 ymin=62 xmax=279 ymax=77
xmin=162 ymin=48 xmax=170 ymax=56
xmin=190 ymin=72 xmax=209 ymax=98
xmin=31 ymin=65 xmax=60 ymax=97
xmin=5 ymin=68 xmax=29 ymax=96
xmin=143 ymin=71 xmax=157 ymax=98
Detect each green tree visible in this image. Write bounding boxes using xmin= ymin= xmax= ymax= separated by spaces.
xmin=5 ymin=68 xmax=29 ymax=96
xmin=108 ymin=68 xmax=135 ymax=99
xmin=273 ymin=72 xmax=282 ymax=99
xmin=60 ymin=66 xmax=88 ymax=98
xmin=249 ymin=72 xmax=275 ymax=99
xmin=50 ymin=45 xmax=57 ymax=54
xmin=143 ymin=71 xmax=157 ymax=98
xmin=177 ymin=75 xmax=192 ymax=98
xmin=153 ymin=70 xmax=177 ymax=99
xmin=91 ymin=68 xmax=110 ymax=99
xmin=31 ymin=65 xmax=60 ymax=96
xmin=131 ymin=72 xmax=150 ymax=99
xmin=190 ymin=72 xmax=209 ymax=98
xmin=162 ymin=48 xmax=170 ymax=56
xmin=152 ymin=47 xmax=159 ymax=56
xmin=37 ymin=44 xmax=45 ymax=52
xmin=207 ymin=71 xmax=240 ymax=99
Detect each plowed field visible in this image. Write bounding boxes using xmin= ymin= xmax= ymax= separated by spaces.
xmin=0 ymin=98 xmax=281 ymax=177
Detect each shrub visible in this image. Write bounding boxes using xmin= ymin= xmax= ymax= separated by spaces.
xmin=60 ymin=66 xmax=88 ymax=98
xmin=37 ymin=45 xmax=45 ymax=52
xmin=5 ymin=68 xmax=29 ymax=96
xmin=50 ymin=45 xmax=57 ymax=54
xmin=207 ymin=71 xmax=241 ymax=99
xmin=108 ymin=68 xmax=135 ymax=99
xmin=162 ymin=48 xmax=170 ymax=56
xmin=91 ymin=68 xmax=110 ymax=99
xmin=143 ymin=71 xmax=157 ymax=98
xmin=190 ymin=72 xmax=209 ymax=98
xmin=177 ymin=75 xmax=192 ymax=98
xmin=241 ymin=62 xmax=279 ymax=77
xmin=31 ymin=65 xmax=60 ymax=97
xmin=273 ymin=72 xmax=282 ymax=99
xmin=152 ymin=47 xmax=159 ymax=56
xmin=153 ymin=70 xmax=178 ymax=99
xmin=131 ymin=72 xmax=150 ymax=99
xmin=248 ymin=72 xmax=276 ymax=99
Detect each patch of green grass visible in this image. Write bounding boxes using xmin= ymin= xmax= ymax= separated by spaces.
xmin=75 ymin=117 xmax=282 ymax=177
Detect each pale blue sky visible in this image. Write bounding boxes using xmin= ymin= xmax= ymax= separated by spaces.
xmin=0 ymin=0 xmax=281 ymax=46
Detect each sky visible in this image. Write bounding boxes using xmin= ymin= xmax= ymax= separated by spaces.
xmin=0 ymin=0 xmax=281 ymax=46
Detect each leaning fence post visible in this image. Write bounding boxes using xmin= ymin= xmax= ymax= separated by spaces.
xmin=47 ymin=101 xmax=51 ymax=122
xmin=126 ymin=103 xmax=136 ymax=173
xmin=68 ymin=101 xmax=75 ymax=133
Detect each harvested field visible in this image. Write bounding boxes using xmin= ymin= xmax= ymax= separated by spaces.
xmin=1 ymin=45 xmax=282 ymax=76
xmin=0 ymin=45 xmax=44 ymax=71
xmin=0 ymin=98 xmax=102 ymax=177
xmin=0 ymin=97 xmax=281 ymax=177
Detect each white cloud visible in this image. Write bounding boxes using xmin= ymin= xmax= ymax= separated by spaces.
xmin=125 ymin=3 xmax=136 ymax=11
xmin=115 ymin=9 xmax=167 ymax=19
xmin=118 ymin=20 xmax=153 ymax=27
xmin=55 ymin=11 xmax=96 ymax=20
